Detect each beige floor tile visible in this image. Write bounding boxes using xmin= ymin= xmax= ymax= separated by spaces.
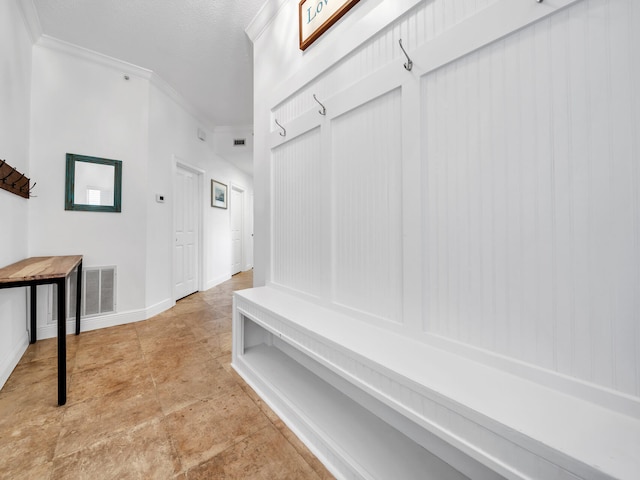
xmin=188 ymin=317 xmax=232 ymax=339
xmin=138 ymin=327 xmax=198 ymax=355
xmin=0 ymin=377 xmax=64 ymax=431
xmin=77 ymin=323 xmax=138 ymax=347
xmin=0 ymin=270 xmax=334 ymax=480
xmin=55 ymin=378 xmax=162 ymax=457
xmin=0 ymin=420 xmax=61 ymax=479
xmin=185 ymin=424 xmax=321 ymax=480
xmin=144 ymin=343 xmax=214 ymax=380
xmin=1 ymin=357 xmax=59 ymax=393
xmin=51 ymin=419 xmax=181 ymax=480
xmin=152 ymin=356 xmax=239 ymax=414
xmin=170 ymin=297 xmax=211 ymax=316
xmin=135 ymin=313 xmax=190 ymax=340
xmin=19 ymin=334 xmax=80 ymax=365
xmin=1 ymin=460 xmax=53 ymax=480
xmin=218 ymin=332 xmax=232 ymax=356
xmin=162 ymin=386 xmax=270 ymax=471
xmin=67 ymin=354 xmax=153 ymax=404
xmin=74 ymin=337 xmax=143 ymax=373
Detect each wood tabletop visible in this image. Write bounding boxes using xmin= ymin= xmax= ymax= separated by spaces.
xmin=0 ymin=256 xmax=83 ymax=284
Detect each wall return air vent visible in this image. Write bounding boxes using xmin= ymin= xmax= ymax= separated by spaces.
xmin=51 ymin=265 xmax=117 ymax=322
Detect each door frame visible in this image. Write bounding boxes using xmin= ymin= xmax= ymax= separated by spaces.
xmin=172 ymin=156 xmax=205 ymax=302
xmin=230 ymin=183 xmax=246 ymax=274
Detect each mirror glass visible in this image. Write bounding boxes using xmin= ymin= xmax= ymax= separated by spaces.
xmin=74 ymin=162 xmax=115 ymax=206
xmin=65 ymin=154 xmax=122 ymax=212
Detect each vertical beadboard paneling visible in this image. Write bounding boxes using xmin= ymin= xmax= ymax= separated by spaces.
xmin=628 ymin=0 xmax=640 ymax=399
xmin=608 ymin=0 xmax=640 ymax=397
xmin=332 ymin=88 xmax=403 ymax=324
xmin=567 ymin=0 xmax=593 ymax=387
xmin=271 ymin=128 xmax=323 ymax=297
xmin=272 ymin=0 xmax=500 ymax=125
xmin=549 ymin=6 xmax=573 ymax=382
xmin=421 ymin=0 xmax=640 ymax=396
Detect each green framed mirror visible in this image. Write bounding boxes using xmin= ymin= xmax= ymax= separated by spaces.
xmin=65 ymin=153 xmax=122 ymax=212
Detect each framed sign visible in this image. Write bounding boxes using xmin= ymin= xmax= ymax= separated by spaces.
xmin=299 ymin=0 xmax=361 ymax=50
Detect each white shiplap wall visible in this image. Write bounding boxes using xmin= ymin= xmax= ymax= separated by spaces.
xmin=271 ymin=0 xmax=500 ymax=126
xmin=272 ymin=128 xmax=324 ymax=298
xmin=332 ymin=88 xmax=404 ymax=324
xmin=422 ymin=0 xmax=640 ymax=398
xmin=264 ymin=0 xmax=639 ymax=405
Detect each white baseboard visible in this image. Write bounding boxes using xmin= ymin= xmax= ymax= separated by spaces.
xmin=35 ymin=297 xmax=174 ymax=340
xmin=145 ymin=298 xmax=174 ymax=319
xmin=0 ymin=332 xmax=29 ymax=390
xmin=204 ymin=274 xmax=231 ymax=291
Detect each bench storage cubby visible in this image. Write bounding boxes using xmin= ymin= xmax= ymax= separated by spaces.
xmin=232 ymin=287 xmax=639 ymax=480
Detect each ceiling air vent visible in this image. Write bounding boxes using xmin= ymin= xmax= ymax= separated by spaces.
xmin=233 ymin=138 xmax=246 ymax=146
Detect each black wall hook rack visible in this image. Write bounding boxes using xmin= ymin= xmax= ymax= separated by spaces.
xmin=0 ymin=159 xmax=32 ymax=199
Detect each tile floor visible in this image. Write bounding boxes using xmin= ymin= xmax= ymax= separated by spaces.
xmin=0 ymin=271 xmax=334 ymax=479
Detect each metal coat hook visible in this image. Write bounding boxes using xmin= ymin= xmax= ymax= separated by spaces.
xmin=11 ymin=173 xmax=25 ymax=187
xmin=26 ymin=181 xmax=37 ymax=197
xmin=275 ymin=119 xmax=286 ymax=137
xmin=1 ymin=166 xmax=15 ymax=182
xmin=399 ymin=39 xmax=413 ymax=71
xmin=313 ymin=94 xmax=326 ymax=116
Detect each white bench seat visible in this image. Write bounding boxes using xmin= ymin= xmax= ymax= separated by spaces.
xmin=232 ymin=286 xmax=640 ymax=480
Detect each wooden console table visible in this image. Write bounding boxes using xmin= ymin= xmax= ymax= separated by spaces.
xmin=0 ymin=256 xmax=83 ymax=405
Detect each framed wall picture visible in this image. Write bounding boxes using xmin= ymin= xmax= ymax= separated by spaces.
xmin=211 ymin=179 xmax=227 ymax=209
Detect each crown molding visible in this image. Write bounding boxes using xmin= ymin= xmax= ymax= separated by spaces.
xmin=36 ymin=35 xmax=153 ymax=80
xmin=15 ymin=0 xmax=43 ymax=43
xmin=148 ymin=74 xmax=212 ymax=130
xmin=245 ymin=0 xmax=289 ymax=44
xmin=34 ymin=35 xmax=214 ymax=132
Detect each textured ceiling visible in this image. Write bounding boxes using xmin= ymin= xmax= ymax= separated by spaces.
xmin=31 ymin=0 xmax=267 ymax=129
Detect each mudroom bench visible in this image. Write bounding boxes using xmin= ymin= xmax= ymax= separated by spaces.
xmin=231 ymin=287 xmax=639 ymax=480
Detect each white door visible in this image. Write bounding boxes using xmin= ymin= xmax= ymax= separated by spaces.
xmin=174 ymin=165 xmax=199 ymax=299
xmin=230 ymin=185 xmax=244 ymax=275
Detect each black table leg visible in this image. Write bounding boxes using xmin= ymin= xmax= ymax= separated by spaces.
xmin=30 ymin=285 xmax=37 ymax=344
xmin=75 ymin=261 xmax=82 ymax=335
xmin=57 ymin=278 xmax=67 ymax=406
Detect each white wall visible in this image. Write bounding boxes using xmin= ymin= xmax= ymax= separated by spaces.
xmin=213 ymin=126 xmax=254 ymax=271
xmin=213 ymin=126 xmax=254 ymax=177
xmin=0 ymin=0 xmax=34 ymax=387
xmin=148 ymin=84 xmax=254 ymax=298
xmin=25 ymin=41 xmax=254 ymax=337
xmin=147 ymin=82 xmax=212 ymax=311
xmin=204 ymin=154 xmax=254 ymax=287
xmin=0 ymin=20 xmax=254 ymax=378
xmin=251 ymin=0 xmax=640 ymax=411
xmin=28 ymin=43 xmax=150 ymax=327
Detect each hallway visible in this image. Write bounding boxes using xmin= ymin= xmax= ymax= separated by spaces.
xmin=0 ymin=271 xmax=333 ymax=479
